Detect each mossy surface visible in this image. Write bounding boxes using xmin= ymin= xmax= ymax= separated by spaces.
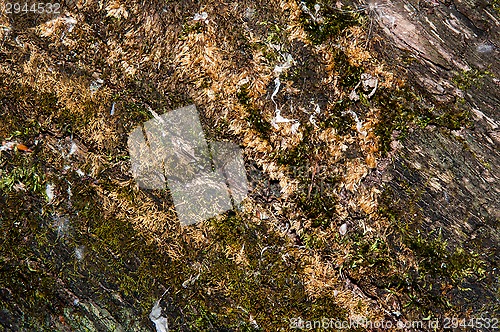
xmin=368 ymin=180 xmax=494 ymax=320
xmin=300 ymin=1 xmax=362 ymax=45
xmin=237 ymin=84 xmax=272 ymax=140
xmin=372 ymin=86 xmax=473 ymax=155
xmin=1 ymin=0 xmax=498 ymax=330
xmin=0 ymin=82 xmax=350 ymax=331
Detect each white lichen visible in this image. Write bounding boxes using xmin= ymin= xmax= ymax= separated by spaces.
xmin=270 ymin=66 xmax=300 ymax=133
xmin=46 ymin=183 xmax=55 ymax=203
xmin=193 ymin=11 xmax=208 ymax=24
xmin=75 ymin=245 xmax=85 ymax=261
xmin=339 ymin=223 xmax=348 ymax=235
xmin=149 ymin=300 xmax=169 ymax=332
xmin=476 ymin=43 xmax=494 ymax=53
xmin=344 ymin=110 xmax=367 ymax=136
xmin=69 ymin=142 xmax=78 ymax=156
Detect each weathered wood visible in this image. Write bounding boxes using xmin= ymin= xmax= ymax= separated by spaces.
xmin=366 ymin=0 xmax=500 ymax=319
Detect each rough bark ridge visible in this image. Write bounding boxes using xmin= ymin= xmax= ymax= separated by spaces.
xmin=370 ymin=0 xmax=499 ymax=318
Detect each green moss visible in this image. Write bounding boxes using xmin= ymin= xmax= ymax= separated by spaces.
xmin=275 ymin=138 xmax=311 ymax=167
xmin=494 ymin=0 xmax=500 ymax=14
xmin=237 ymin=84 xmax=272 ymax=139
xmin=333 ymin=50 xmax=364 ymax=89
xmin=0 ymin=161 xmax=336 ymax=327
xmin=452 ymin=68 xmax=494 ymax=91
xmin=372 ymin=87 xmax=420 ymax=154
xmin=300 ymin=2 xmax=362 ymax=45
xmin=321 ymin=99 xmax=356 ymax=135
xmin=0 ymin=159 xmax=44 ymax=194
xmin=373 ymin=85 xmax=473 ymax=155
xmin=402 ymin=229 xmax=485 ymax=285
xmin=179 ymin=21 xmax=205 ymax=40
xmin=298 ymin=192 xmax=336 ymax=228
xmin=2 ymin=79 xmax=322 ymax=329
xmin=427 ymin=109 xmax=472 ymax=129
xmin=265 ymin=23 xmax=285 ymax=45
xmin=204 ymin=213 xmax=347 ymax=328
xmin=373 ymin=188 xmax=488 ymax=319
xmin=348 ymin=236 xmax=393 ymax=273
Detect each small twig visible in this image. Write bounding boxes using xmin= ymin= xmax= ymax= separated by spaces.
xmin=307 ymin=160 xmax=318 ymax=200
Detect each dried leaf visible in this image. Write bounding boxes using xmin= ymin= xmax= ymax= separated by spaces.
xmin=16 ymin=144 xmax=32 ymax=152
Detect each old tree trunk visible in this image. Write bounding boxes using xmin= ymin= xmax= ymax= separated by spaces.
xmin=0 ymin=0 xmax=498 ymax=330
